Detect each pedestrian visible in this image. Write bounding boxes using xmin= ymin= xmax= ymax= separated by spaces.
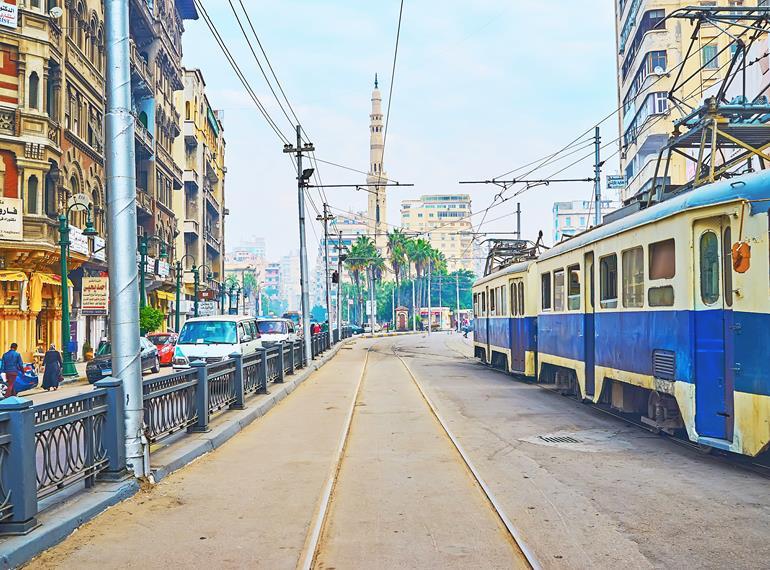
xmin=1 ymin=342 xmax=24 ymax=397
xmin=42 ymin=344 xmax=63 ymax=391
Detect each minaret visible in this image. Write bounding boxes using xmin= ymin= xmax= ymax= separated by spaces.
xmin=367 ymin=74 xmax=387 ymax=251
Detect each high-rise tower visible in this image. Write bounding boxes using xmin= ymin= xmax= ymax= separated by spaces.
xmin=367 ymin=74 xmax=388 ymax=251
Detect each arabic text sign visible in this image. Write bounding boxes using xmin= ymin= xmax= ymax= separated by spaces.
xmin=196 ymin=301 xmax=217 ymax=317
xmin=69 ymin=225 xmax=90 ymax=255
xmin=93 ymin=236 xmax=106 ymax=261
xmin=0 ymin=1 xmax=18 ymax=28
xmin=82 ymin=277 xmax=109 ymax=315
xmin=606 ymin=175 xmax=627 ymax=190
xmin=0 ymin=196 xmax=22 ymax=240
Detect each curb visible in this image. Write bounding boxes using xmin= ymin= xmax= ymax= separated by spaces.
xmin=0 ymin=341 xmax=350 ymax=570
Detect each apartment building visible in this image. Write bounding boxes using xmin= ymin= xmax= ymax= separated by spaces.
xmin=552 ymin=200 xmax=619 ymax=243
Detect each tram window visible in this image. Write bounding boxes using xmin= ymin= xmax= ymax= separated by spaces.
xmin=554 ymin=269 xmax=565 ymax=311
xmin=489 ymin=288 xmax=496 ymax=314
xmin=622 ymin=247 xmax=644 ymax=308
xmin=473 ymin=293 xmax=478 ymax=315
xmin=499 ymin=286 xmax=507 ymax=315
xmin=541 ymin=273 xmax=552 ymax=310
xmin=600 ymin=254 xmax=618 ymax=308
xmin=510 ymin=283 xmax=518 ymax=316
xmin=481 ymin=292 xmax=486 ymax=313
xmin=723 ymin=226 xmax=733 ymax=307
xmin=567 ymin=265 xmax=581 ymax=310
xmin=649 ymin=238 xmax=675 ymax=279
xmin=518 ymin=282 xmax=525 ymax=315
xmin=649 ymin=286 xmax=674 ymax=306
xmin=700 ymin=231 xmax=720 ymax=305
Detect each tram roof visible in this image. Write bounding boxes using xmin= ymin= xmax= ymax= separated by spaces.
xmin=474 ymin=260 xmax=534 ymax=287
xmin=539 ymin=169 xmax=770 ymax=263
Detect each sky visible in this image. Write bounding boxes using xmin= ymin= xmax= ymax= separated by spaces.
xmin=181 ymin=0 xmax=620 ymax=263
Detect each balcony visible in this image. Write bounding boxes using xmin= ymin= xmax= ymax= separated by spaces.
xmin=184 ymin=167 xmax=200 ymax=190
xmin=129 ymin=0 xmax=155 ymax=39
xmin=204 ymin=188 xmax=220 ymax=213
xmin=183 ymin=120 xmax=197 ymax=147
xmin=204 ymin=147 xmax=218 ymax=182
xmin=156 ymin=143 xmax=183 ymax=189
xmin=129 ymin=40 xmax=153 ymax=96
xmin=136 ymin=188 xmax=155 ymax=216
xmin=204 ymin=228 xmax=221 ymax=252
xmin=183 ymin=219 xmax=199 ymax=236
xmin=134 ymin=118 xmax=154 ymax=157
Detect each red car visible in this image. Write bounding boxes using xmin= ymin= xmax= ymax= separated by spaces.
xmin=147 ymin=332 xmax=178 ymax=366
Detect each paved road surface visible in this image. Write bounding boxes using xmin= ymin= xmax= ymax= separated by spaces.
xmin=27 ymin=333 xmax=770 ymax=569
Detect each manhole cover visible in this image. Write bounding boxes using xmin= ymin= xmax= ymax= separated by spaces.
xmin=538 ymin=435 xmax=581 ymax=444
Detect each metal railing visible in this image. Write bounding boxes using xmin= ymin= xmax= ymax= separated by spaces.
xmin=0 ymin=337 xmax=323 ymax=537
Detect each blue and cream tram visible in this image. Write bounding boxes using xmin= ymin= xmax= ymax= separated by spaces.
xmin=473 ymin=170 xmax=770 ymax=457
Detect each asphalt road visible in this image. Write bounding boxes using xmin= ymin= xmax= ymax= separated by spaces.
xmin=26 ymin=333 xmax=770 ymax=569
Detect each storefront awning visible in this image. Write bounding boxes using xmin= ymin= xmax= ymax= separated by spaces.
xmin=155 ymin=290 xmax=176 ymax=302
xmin=0 ymin=270 xmax=27 ymax=283
xmin=35 ymin=273 xmax=74 ymax=287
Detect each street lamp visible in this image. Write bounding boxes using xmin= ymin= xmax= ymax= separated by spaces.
xmin=59 ymin=204 xmax=97 ymax=377
xmin=175 ymin=254 xmax=196 ymax=331
xmin=138 ymin=234 xmax=168 ymax=309
xmin=192 ymin=264 xmax=214 ymax=318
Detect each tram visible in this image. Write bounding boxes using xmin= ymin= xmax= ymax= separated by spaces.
xmin=473 ymin=170 xmax=770 ymax=457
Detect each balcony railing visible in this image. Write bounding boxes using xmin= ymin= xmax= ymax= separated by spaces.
xmin=156 ymin=143 xmax=183 ymax=187
xmin=136 ymin=188 xmax=155 ymax=214
xmin=129 ymin=39 xmax=153 ymax=94
xmin=184 ymin=219 xmax=200 ymax=236
xmin=134 ymin=119 xmax=154 ymax=155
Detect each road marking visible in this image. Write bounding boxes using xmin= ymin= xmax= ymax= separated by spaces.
xmin=391 ymin=339 xmax=541 ymax=570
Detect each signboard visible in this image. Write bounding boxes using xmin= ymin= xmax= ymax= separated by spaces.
xmin=69 ymin=225 xmax=90 ymax=255
xmin=82 ymin=277 xmax=109 ymax=316
xmin=196 ymin=301 xmax=217 ymax=317
xmin=198 ymin=290 xmax=217 ymax=301
xmin=0 ymin=1 xmax=18 ymax=28
xmin=366 ymin=300 xmax=377 ymax=315
xmin=0 ymin=196 xmax=22 ymax=240
xmin=93 ymin=236 xmax=106 ymax=261
xmin=67 ymin=193 xmax=91 ymax=210
xmin=606 ymin=175 xmax=627 ymax=190
xmin=157 ymin=260 xmax=170 ymax=279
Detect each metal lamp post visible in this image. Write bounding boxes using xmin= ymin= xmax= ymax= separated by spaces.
xmin=138 ymin=234 xmax=167 ymax=309
xmin=175 ymin=254 xmax=196 ymax=331
xmin=192 ymin=264 xmax=213 ymax=318
xmin=58 ymin=204 xmax=97 ymax=377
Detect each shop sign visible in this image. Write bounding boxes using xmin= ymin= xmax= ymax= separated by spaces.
xmin=0 ymin=196 xmax=22 ymax=240
xmin=157 ymin=260 xmax=170 ymax=278
xmin=93 ymin=236 xmax=106 ymax=261
xmin=69 ymin=225 xmax=90 ymax=255
xmin=196 ymin=301 xmax=217 ymax=317
xmin=0 ymin=1 xmax=18 ymax=28
xmin=82 ymin=276 xmax=109 ymax=316
xmin=606 ymin=175 xmax=627 ymax=190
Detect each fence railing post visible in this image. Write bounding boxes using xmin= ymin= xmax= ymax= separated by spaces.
xmin=230 ymin=352 xmax=245 ymax=410
xmin=287 ymin=340 xmax=295 ymax=374
xmin=94 ymin=379 xmax=127 ymax=481
xmin=276 ymin=344 xmax=285 ymax=384
xmin=0 ymin=397 xmax=38 ymax=535
xmin=188 ymin=361 xmax=210 ymax=433
xmin=257 ymin=347 xmax=268 ymax=394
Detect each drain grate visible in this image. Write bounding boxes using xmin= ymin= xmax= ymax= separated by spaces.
xmin=538 ymin=435 xmax=582 ymax=444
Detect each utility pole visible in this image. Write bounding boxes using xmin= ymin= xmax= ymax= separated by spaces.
xmin=368 ymin=266 xmax=376 ymax=337
xmin=516 ymin=202 xmax=521 ymax=240
xmin=283 ymin=125 xmax=314 ymax=361
xmin=455 ymin=271 xmax=460 ymax=332
xmin=594 ymin=126 xmax=602 ymax=227
xmin=336 ymin=230 xmax=343 ymax=340
xmin=105 ymin=0 xmax=144 ymax=477
xmin=411 ymin=273 xmax=416 ymax=332
xmin=317 ymin=204 xmax=334 ymax=343
xmin=427 ymin=261 xmax=432 ymax=336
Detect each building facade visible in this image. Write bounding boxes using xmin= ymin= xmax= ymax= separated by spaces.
xmin=173 ymin=67 xmax=225 ymax=324
xmin=400 ymin=194 xmax=475 ymax=273
xmin=552 ymin=200 xmax=619 ymax=244
xmin=615 ymin=0 xmax=760 ymax=203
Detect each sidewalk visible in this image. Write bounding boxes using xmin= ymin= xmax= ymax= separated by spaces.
xmin=19 ymin=361 xmax=90 ymax=406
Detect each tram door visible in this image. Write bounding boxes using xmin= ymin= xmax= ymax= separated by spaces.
xmin=484 ymin=286 xmax=491 ymax=363
xmin=583 ymin=252 xmax=595 ymax=397
xmin=693 ymin=218 xmax=734 ymax=441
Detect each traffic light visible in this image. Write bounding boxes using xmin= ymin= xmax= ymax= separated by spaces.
xmin=332 ymin=271 xmax=339 ymax=284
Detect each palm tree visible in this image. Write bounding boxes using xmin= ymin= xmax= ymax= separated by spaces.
xmin=387 ymin=229 xmax=408 ymax=306
xmin=345 ymin=236 xmax=377 ymax=324
xmin=406 ymin=238 xmax=432 ymax=318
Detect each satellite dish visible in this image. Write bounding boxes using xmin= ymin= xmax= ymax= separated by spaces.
xmin=49 ymin=6 xmax=63 ymax=18
xmin=653 ymin=66 xmax=665 ymax=75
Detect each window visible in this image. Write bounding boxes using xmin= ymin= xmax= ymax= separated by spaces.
xmin=26 ymin=176 xmax=38 ymax=214
xmin=649 ymin=286 xmax=674 ymax=306
xmin=622 ymin=247 xmax=644 ymax=308
xmin=489 ymin=288 xmax=496 ymax=314
xmin=702 ymin=44 xmax=719 ymax=69
xmin=554 ymin=269 xmax=565 ymax=311
xmin=541 ymin=273 xmax=552 ymax=310
xmin=568 ymin=265 xmax=580 ymax=310
xmin=579 ymin=216 xmax=586 ymax=226
xmin=723 ymin=226 xmax=733 ymax=307
xmin=600 ymin=254 xmax=618 ymax=308
xmin=510 ymin=283 xmax=517 ymax=316
xmin=700 ymin=231 xmax=720 ymax=305
xmin=473 ymin=293 xmax=478 ymax=315
xmin=518 ymin=282 xmax=525 ymax=315
xmin=565 ymin=216 xmax=572 ymax=227
xmin=649 ymin=238 xmax=675 ymax=279
xmin=29 ymin=72 xmax=39 ymax=110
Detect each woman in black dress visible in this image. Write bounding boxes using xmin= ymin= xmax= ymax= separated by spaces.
xmin=42 ymin=344 xmax=62 ymax=391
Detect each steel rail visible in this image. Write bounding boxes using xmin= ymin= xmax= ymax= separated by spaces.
xmin=298 ymin=341 xmax=375 ymax=570
xmin=390 ymin=340 xmax=541 ymax=570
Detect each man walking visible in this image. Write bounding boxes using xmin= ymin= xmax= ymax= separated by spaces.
xmin=2 ymin=342 xmax=24 ymax=397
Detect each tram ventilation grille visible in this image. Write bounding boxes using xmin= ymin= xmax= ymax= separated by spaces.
xmin=653 ymin=349 xmax=676 ymax=380
xmin=538 ymin=435 xmax=582 ymax=444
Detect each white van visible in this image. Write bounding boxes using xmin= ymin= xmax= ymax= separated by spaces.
xmin=172 ymin=315 xmax=262 ymax=369
xmin=256 ymin=318 xmax=297 ymax=344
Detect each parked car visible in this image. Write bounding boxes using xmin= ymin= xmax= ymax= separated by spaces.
xmin=348 ymin=323 xmax=364 ymax=335
xmin=363 ymin=323 xmax=382 ymax=333
xmin=147 ymin=332 xmax=178 ymax=366
xmin=86 ymin=337 xmax=159 ymax=384
xmin=173 ymin=315 xmax=262 ymax=369
xmin=256 ymin=318 xmax=297 ymax=344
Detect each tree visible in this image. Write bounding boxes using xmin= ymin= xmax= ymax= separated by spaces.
xmin=311 ymin=304 xmax=327 ymax=323
xmin=387 ymin=229 xmax=408 ymax=307
xmin=345 ymin=236 xmax=378 ymax=324
xmin=139 ymin=305 xmax=164 ymax=335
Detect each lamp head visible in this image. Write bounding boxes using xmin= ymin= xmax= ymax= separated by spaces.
xmin=301 ymin=168 xmax=314 ymax=181
xmin=82 ymin=207 xmax=98 ymax=237
xmin=159 ymin=242 xmax=168 ymax=259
